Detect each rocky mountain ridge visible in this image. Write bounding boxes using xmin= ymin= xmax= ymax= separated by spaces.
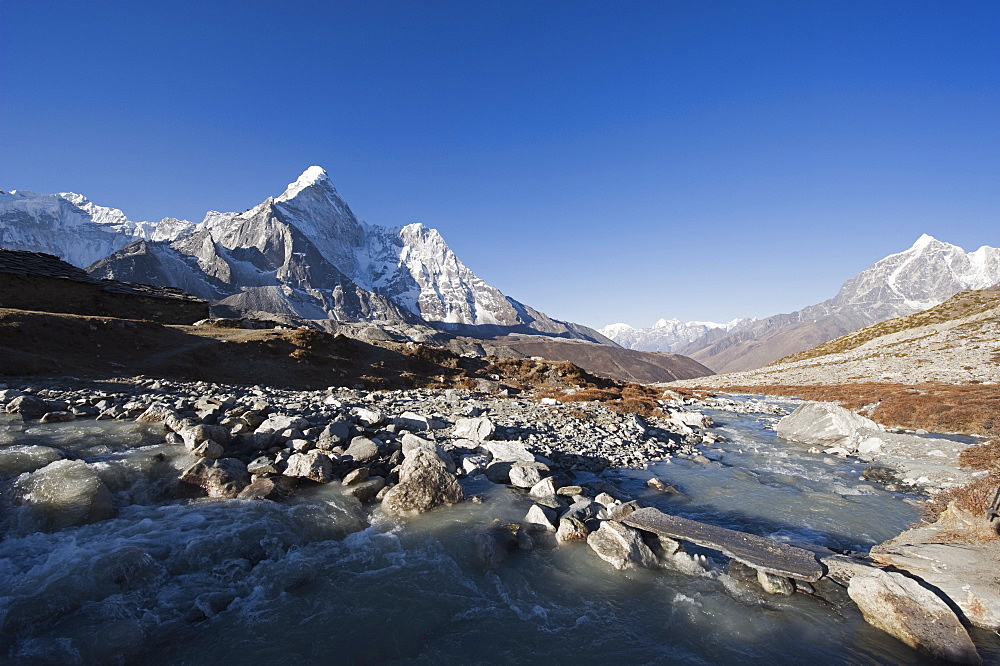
xmin=677 ymin=234 xmax=1000 ymax=373
xmin=1 ymin=168 xmax=608 ymax=343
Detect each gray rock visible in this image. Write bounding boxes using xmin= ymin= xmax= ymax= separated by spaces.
xmin=342 ymin=467 xmax=370 ymax=485
xmin=453 ymin=417 xmax=496 ymax=441
xmin=247 ymin=456 xmax=281 ymax=476
xmin=459 ymin=453 xmax=489 ymax=476
xmin=524 ymin=504 xmax=558 ymax=532
xmin=284 ymin=451 xmax=334 ymax=483
xmin=345 ymin=436 xmax=380 ymax=463
xmin=136 ymin=403 xmax=178 ymax=424
xmin=508 ymin=462 xmax=547 ymax=488
xmin=179 ymin=458 xmax=251 ymax=499
xmin=317 ymin=419 xmax=352 ymax=448
xmin=179 ymin=424 xmax=230 ymax=453
xmin=344 ymin=476 xmax=385 ymax=503
xmin=394 ymin=411 xmax=432 ymax=431
xmin=483 ymin=440 xmax=536 ymax=463
xmin=529 ymin=476 xmax=559 ymax=498
xmin=40 ymin=411 xmax=76 ymax=424
xmin=555 ymin=515 xmax=590 ymax=542
xmin=5 ymin=395 xmax=50 ymax=420
xmin=587 ymin=520 xmax=659 ymax=570
xmin=236 ymin=475 xmax=296 ymax=501
xmin=401 ymin=432 xmax=455 ymax=473
xmin=381 ymin=448 xmax=464 ymax=517
xmin=776 ymin=402 xmax=883 ymax=452
xmin=191 ymin=439 xmax=224 ymax=459
xmin=757 ymin=570 xmax=795 ymax=595
xmin=484 ymin=461 xmax=514 ymax=484
xmin=352 ymin=407 xmax=385 ymax=428
xmin=848 ymin=568 xmax=981 ymax=664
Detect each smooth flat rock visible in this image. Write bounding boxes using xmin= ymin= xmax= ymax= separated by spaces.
xmin=622 ymin=507 xmax=823 ymax=581
xmin=848 ymin=568 xmax=981 ymax=664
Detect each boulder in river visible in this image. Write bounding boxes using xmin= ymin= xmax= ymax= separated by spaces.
xmin=381 ymin=448 xmax=463 ymax=517
xmin=776 ymin=402 xmax=883 ymax=452
xmin=586 ymin=520 xmax=659 ymax=570
xmin=848 ymin=568 xmax=981 ymax=664
xmin=5 ymin=394 xmax=50 ymax=420
xmin=13 ymin=459 xmax=116 ymax=530
xmin=284 ymin=451 xmax=335 ymax=483
xmin=179 ymin=458 xmax=250 ymax=498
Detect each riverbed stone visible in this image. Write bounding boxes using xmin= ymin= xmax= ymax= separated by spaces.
xmin=381 ymin=448 xmax=464 ymax=517
xmin=344 ymin=476 xmax=385 ymax=503
xmin=483 ymin=440 xmax=536 ymax=463
xmin=284 ymin=451 xmax=334 ymax=483
xmin=757 ymin=570 xmax=795 ymax=595
xmin=587 ymin=520 xmax=659 ymax=570
xmin=453 ymin=417 xmax=496 ymax=441
xmin=848 ymin=568 xmax=981 ymax=664
xmin=0 ymin=445 xmax=65 ymax=477
xmin=776 ymin=402 xmax=883 ymax=452
xmin=179 ymin=458 xmax=250 ymax=498
xmin=508 ymin=462 xmax=547 ymax=488
xmin=40 ymin=411 xmax=76 ymax=424
xmin=342 ymin=467 xmax=369 ymax=485
xmin=401 ymin=432 xmax=455 ymax=472
xmin=345 ymin=436 xmax=380 ymax=463
xmin=529 ymin=476 xmax=559 ymax=498
xmin=236 ymin=475 xmax=296 ymax=501
xmin=6 ymin=395 xmax=50 ymax=419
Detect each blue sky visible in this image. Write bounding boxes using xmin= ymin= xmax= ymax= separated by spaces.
xmin=2 ymin=1 xmax=998 ymax=329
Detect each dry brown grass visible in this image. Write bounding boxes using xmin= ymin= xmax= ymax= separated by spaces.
xmin=959 ymin=440 xmax=1000 ymax=471
xmin=552 ymin=382 xmax=664 ymax=417
xmin=708 ymin=383 xmax=1000 ymax=436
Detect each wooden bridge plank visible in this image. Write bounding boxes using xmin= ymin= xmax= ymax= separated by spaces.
xmin=622 ymin=507 xmax=824 ymax=581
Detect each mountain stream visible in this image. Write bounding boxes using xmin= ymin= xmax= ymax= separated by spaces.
xmin=1 ymin=401 xmax=997 ymax=665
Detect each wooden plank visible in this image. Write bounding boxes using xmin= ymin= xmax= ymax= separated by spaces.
xmin=622 ymin=507 xmax=824 ymax=582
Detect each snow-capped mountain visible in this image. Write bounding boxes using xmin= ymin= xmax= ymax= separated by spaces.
xmin=0 ymin=189 xmax=194 ymax=268
xmin=680 ymin=234 xmax=1000 ymax=373
xmin=599 ymin=317 xmax=750 ymax=352
xmin=3 ymin=168 xmax=608 ymax=341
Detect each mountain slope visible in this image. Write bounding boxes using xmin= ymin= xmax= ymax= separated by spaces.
xmin=673 ymin=286 xmax=1000 ymax=387
xmin=680 ymin=235 xmax=1000 ymax=373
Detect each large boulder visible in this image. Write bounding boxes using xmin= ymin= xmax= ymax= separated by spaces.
xmin=179 ymin=424 xmax=231 ymax=452
xmin=872 ymin=503 xmax=1000 ymax=631
xmin=179 ymin=458 xmax=250 ymax=498
xmin=848 ymin=568 xmax=981 ymax=664
xmin=586 ymin=521 xmax=659 ymax=570
xmin=381 ymin=448 xmax=464 ymax=517
xmin=776 ymin=402 xmax=883 ymax=452
xmin=13 ymin=459 xmax=116 ymax=530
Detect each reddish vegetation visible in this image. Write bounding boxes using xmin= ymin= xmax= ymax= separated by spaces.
xmin=706 ymin=383 xmax=1000 ymax=436
xmin=548 ymin=383 xmax=666 ymax=417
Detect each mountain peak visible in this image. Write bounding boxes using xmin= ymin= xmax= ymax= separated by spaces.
xmin=276 ymin=166 xmax=332 ymax=202
xmin=909 ymin=233 xmax=939 ymax=251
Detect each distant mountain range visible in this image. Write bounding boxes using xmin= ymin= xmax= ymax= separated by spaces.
xmin=603 ymin=234 xmax=1000 ymax=373
xmin=0 ymin=167 xmax=609 ymax=343
xmin=599 ymin=317 xmax=752 ymax=353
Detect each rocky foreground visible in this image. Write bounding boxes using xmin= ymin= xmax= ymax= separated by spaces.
xmin=1 ymin=378 xmax=995 ymax=663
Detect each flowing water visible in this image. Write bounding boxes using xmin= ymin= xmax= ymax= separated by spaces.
xmin=1 ymin=403 xmax=997 ymax=665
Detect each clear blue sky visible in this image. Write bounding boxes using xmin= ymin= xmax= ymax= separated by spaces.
xmin=2 ymin=1 xmax=998 ymax=329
